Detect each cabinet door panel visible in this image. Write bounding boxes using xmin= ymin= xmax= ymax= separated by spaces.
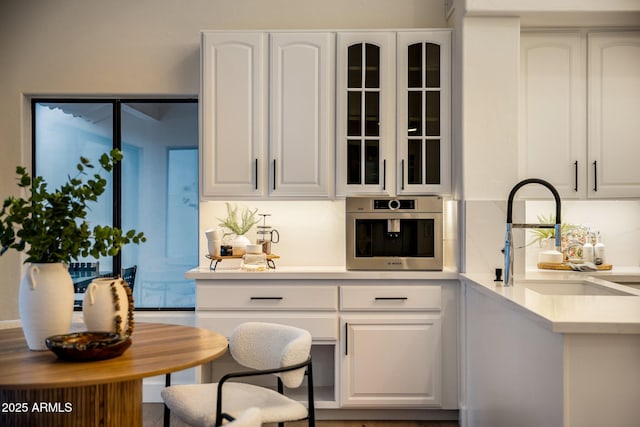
xmin=397 ymin=31 xmax=451 ymax=195
xmin=519 ymin=32 xmax=587 ymax=199
xmin=341 ymin=315 xmax=442 ymax=407
xmin=337 ymin=32 xmax=396 ymax=195
xmin=201 ymin=32 xmax=266 ymax=198
xmin=588 ymin=31 xmax=640 ymax=198
xmin=270 ymin=32 xmax=334 ymax=197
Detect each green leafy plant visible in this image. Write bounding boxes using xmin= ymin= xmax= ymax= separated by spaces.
xmin=0 ymin=149 xmax=146 ymax=263
xmin=217 ymin=202 xmax=259 ymax=236
xmin=527 ymin=213 xmax=572 ymax=247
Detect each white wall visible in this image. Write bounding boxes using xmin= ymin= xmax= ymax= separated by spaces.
xmin=0 ymin=0 xmax=448 ymax=320
xmin=199 ymin=200 xmax=346 ymax=268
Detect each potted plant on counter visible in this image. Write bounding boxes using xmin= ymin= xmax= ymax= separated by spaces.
xmin=0 ymin=149 xmax=146 ymax=350
xmin=217 ymin=202 xmax=259 ymax=256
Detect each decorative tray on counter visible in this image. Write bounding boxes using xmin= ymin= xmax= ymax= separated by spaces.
xmin=537 ymin=262 xmax=613 ymax=271
xmin=206 ymin=254 xmax=280 ymax=271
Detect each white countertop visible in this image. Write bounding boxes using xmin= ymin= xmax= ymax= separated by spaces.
xmin=462 ymin=268 xmax=640 ymax=334
xmin=186 ymin=265 xmax=459 ymax=281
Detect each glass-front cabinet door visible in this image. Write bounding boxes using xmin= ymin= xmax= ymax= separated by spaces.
xmin=337 ymin=32 xmax=396 ymax=196
xmin=397 ymin=31 xmax=451 ymax=194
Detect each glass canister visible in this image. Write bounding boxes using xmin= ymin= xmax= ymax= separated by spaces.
xmin=241 ymin=244 xmax=268 ymax=271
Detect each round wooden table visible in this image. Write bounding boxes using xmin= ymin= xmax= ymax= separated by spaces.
xmin=0 ymin=322 xmax=228 ymax=427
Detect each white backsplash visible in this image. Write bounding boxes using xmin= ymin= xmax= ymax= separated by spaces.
xmin=525 ymin=200 xmax=640 ymax=268
xmin=199 ymin=200 xmax=346 ymax=268
xmin=464 ymin=199 xmax=640 ymax=274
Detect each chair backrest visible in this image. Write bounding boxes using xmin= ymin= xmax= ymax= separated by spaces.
xmin=69 ymin=262 xmax=99 ymax=272
xmin=121 ymin=265 xmax=137 ymax=290
xmin=229 ymin=322 xmax=311 ymax=388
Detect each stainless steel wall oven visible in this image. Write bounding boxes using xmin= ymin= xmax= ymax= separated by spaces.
xmin=346 ymin=196 xmax=443 ymax=270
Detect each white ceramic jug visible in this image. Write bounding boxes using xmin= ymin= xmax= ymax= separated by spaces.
xmin=83 ymin=278 xmax=130 ymax=334
xmin=19 ymin=263 xmax=74 ymax=350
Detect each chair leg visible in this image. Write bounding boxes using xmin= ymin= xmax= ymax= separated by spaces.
xmin=306 ymin=360 xmax=315 ymax=427
xmin=163 ymin=373 xmax=172 ymax=427
xmin=277 ymin=377 xmax=285 ymax=427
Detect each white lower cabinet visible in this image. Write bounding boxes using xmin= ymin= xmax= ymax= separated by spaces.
xmin=196 ymin=282 xmax=340 ymax=408
xmin=339 ymin=285 xmax=443 ymax=408
xmin=341 ymin=314 xmax=442 ymax=407
xmin=195 ymin=278 xmax=458 ymax=414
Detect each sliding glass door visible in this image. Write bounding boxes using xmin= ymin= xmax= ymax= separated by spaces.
xmin=33 ymin=99 xmax=198 ymax=309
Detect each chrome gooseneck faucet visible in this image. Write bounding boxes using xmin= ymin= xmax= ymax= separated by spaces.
xmin=504 ymin=178 xmax=561 ymax=286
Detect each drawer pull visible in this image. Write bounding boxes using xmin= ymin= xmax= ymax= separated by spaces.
xmin=249 ymin=297 xmax=283 ymax=301
xmin=374 ymin=297 xmax=408 ymax=301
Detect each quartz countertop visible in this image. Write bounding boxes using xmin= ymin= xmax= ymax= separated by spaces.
xmin=186 ymin=265 xmax=459 ymax=281
xmin=462 ymin=268 xmax=640 ymax=334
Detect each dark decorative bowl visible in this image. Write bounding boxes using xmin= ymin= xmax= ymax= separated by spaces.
xmin=45 ymin=332 xmax=132 ymax=362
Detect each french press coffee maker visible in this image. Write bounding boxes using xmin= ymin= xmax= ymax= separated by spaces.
xmin=256 ymin=214 xmax=279 ymax=254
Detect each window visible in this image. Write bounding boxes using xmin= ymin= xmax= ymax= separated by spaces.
xmin=33 ymin=99 xmax=198 ymax=309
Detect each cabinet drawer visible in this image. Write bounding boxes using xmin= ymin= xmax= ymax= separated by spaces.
xmin=198 ymin=285 xmax=337 ymax=310
xmin=197 ymin=312 xmax=338 ymax=340
xmin=340 ymin=285 xmax=441 ymax=311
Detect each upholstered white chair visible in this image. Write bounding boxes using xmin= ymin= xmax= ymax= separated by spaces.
xmin=219 ymin=407 xmax=262 ymax=427
xmin=161 ymin=322 xmax=315 ymax=427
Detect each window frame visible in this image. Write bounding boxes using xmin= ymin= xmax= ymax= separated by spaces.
xmin=31 ymin=97 xmax=198 ymax=311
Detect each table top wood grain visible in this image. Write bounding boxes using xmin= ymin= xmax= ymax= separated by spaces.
xmin=0 ymin=322 xmax=228 ymax=389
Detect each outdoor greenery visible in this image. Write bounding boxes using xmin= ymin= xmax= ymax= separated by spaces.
xmin=217 ymin=202 xmax=259 ymax=236
xmin=0 ymin=149 xmax=146 ymax=263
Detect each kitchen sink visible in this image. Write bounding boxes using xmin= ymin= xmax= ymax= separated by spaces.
xmin=525 ymin=281 xmax=637 ymax=296
xmin=611 ymin=281 xmax=640 ymax=291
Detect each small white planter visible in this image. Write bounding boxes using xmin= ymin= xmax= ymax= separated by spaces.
xmin=230 ymin=234 xmax=251 ymax=256
xmin=83 ymin=277 xmax=129 ymax=334
xmin=19 ymin=263 xmax=74 ymax=350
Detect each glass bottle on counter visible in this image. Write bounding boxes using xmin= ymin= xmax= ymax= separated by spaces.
xmin=594 ymin=232 xmax=606 ymax=265
xmin=582 ymin=232 xmax=594 ymax=264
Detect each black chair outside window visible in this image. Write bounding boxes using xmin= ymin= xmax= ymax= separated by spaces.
xmin=69 ymin=262 xmax=100 ymax=310
xmin=121 ymin=265 xmax=137 ymax=291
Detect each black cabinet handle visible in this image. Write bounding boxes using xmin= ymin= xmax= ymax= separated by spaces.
xmin=250 ymin=297 xmax=283 ymax=301
xmin=574 ymin=161 xmax=578 ymax=192
xmin=345 ymin=322 xmax=348 ymax=356
xmin=383 ymin=159 xmax=386 ymax=190
xmin=273 ymin=159 xmax=277 ymax=190
xmin=374 ymin=297 xmax=408 ymax=301
xmin=401 ymin=160 xmax=405 ymax=190
xmin=255 ymin=158 xmax=258 ymax=190
xmin=593 ymin=160 xmax=598 ymax=192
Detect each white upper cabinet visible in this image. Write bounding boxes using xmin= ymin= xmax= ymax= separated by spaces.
xmin=519 ymin=32 xmax=587 ymax=199
xmin=520 ymin=30 xmax=640 ymax=199
xmin=336 ymin=32 xmax=396 ymax=196
xmin=200 ymin=32 xmax=267 ymax=198
xmin=200 ymin=31 xmax=334 ymax=199
xmin=270 ymin=32 xmax=335 ymax=197
xmin=202 ymin=29 xmax=452 ymax=199
xmin=336 ymin=30 xmax=452 ymax=196
xmin=397 ymin=31 xmax=452 ymax=195
xmin=588 ymin=31 xmax=640 ymax=198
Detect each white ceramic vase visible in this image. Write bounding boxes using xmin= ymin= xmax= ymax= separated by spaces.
xmin=230 ymin=234 xmax=251 ymax=256
xmin=19 ymin=263 xmax=74 ymax=350
xmin=83 ymin=277 xmax=130 ymax=334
